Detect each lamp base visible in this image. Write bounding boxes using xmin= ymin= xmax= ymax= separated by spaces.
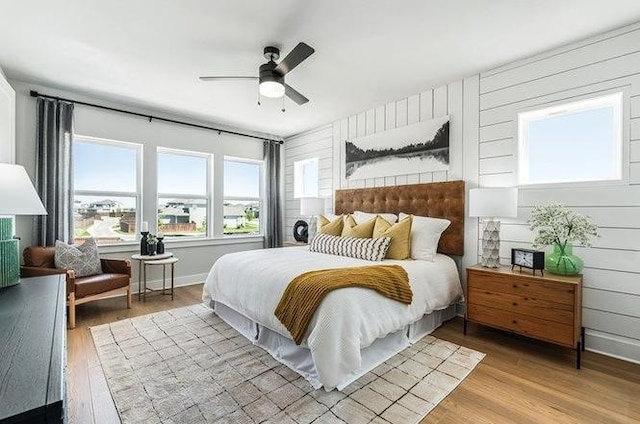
xmin=480 ymin=219 xmax=501 ymax=268
xmin=0 ymin=217 xmax=20 ymax=287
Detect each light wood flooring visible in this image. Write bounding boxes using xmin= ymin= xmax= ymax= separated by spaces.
xmin=67 ymin=284 xmax=640 ymax=424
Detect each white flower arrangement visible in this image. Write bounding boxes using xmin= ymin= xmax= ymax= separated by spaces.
xmin=528 ymin=203 xmax=598 ymax=249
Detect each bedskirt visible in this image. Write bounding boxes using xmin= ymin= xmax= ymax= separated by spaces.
xmin=208 ymin=299 xmax=457 ymax=391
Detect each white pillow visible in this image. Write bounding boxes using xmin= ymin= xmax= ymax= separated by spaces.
xmin=399 ymin=213 xmax=451 ymax=261
xmin=353 ymin=211 xmax=398 ymax=225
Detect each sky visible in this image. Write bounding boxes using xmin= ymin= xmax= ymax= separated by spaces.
xmin=73 ymin=139 xmax=260 ymax=204
xmin=526 ymin=106 xmax=617 ymax=184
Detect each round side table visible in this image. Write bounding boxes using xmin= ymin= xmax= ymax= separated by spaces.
xmin=131 ymin=252 xmax=173 ymax=301
xmin=143 ymin=257 xmax=179 ymax=301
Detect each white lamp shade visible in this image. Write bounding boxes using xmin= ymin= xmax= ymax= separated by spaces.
xmin=300 ymin=197 xmax=324 ymax=216
xmin=469 ymin=187 xmax=518 ymax=218
xmin=0 ymin=163 xmax=47 ymax=215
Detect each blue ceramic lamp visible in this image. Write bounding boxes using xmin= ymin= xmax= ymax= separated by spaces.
xmin=0 ymin=163 xmax=47 ymax=288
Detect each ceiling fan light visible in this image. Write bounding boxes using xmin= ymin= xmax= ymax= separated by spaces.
xmin=259 ymin=81 xmax=285 ymax=98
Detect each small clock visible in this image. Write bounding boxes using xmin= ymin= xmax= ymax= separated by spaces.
xmin=511 ymin=248 xmax=545 ymax=275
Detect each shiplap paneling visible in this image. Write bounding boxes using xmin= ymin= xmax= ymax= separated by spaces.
xmin=479 ymin=22 xmax=640 ymax=362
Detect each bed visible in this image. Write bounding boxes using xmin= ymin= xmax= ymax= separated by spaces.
xmin=203 ymin=180 xmax=465 ymax=390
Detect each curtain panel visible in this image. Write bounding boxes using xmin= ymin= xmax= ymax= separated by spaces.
xmin=35 ymin=98 xmax=74 ymax=246
xmin=263 ymin=141 xmax=282 ymax=248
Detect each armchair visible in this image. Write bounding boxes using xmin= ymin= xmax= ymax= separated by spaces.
xmin=21 ymin=246 xmax=131 ymax=329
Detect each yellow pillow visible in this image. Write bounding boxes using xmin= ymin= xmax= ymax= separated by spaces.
xmin=373 ymin=215 xmax=413 ymax=259
xmin=342 ymin=215 xmax=376 ymax=238
xmin=317 ymin=215 xmax=344 ymax=236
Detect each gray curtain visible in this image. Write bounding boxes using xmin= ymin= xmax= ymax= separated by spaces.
xmin=35 ymin=98 xmax=74 ymax=246
xmin=263 ymin=141 xmax=282 ymax=248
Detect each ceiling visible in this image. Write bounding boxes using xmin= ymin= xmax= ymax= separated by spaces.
xmin=2 ymin=1 xmax=640 ymax=138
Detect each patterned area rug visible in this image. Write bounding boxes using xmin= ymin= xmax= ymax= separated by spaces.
xmin=91 ymin=304 xmax=484 ymax=424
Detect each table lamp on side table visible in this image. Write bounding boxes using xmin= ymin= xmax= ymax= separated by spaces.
xmin=469 ymin=187 xmax=518 ymax=268
xmin=0 ymin=163 xmax=47 ymax=287
xmin=300 ymin=197 xmax=324 ymax=242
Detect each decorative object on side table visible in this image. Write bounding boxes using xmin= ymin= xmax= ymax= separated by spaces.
xmin=0 ymin=164 xmax=47 ymax=288
xmin=469 ymin=187 xmax=518 ymax=268
xmin=511 ymin=248 xmax=545 ymax=275
xmin=293 ymin=220 xmax=308 ymax=243
xmin=146 ymin=234 xmax=158 ymax=256
xmin=528 ymin=202 xmax=598 ymax=276
xmin=156 ymin=233 xmax=165 ymax=254
xmin=140 ymin=221 xmax=149 ymax=255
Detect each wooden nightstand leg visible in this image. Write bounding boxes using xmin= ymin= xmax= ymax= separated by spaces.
xmin=576 ymin=342 xmax=582 ymax=369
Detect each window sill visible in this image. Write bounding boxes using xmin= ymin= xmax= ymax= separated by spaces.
xmin=97 ymin=236 xmax=264 ymax=254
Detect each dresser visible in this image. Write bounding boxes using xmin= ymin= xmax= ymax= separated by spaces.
xmin=0 ymin=274 xmax=66 ymax=423
xmin=465 ymin=265 xmax=584 ymax=368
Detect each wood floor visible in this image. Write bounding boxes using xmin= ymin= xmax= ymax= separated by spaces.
xmin=67 ymin=284 xmax=640 ymax=424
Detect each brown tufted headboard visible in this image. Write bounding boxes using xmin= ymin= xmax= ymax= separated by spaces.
xmin=334 ymin=180 xmax=465 ymax=256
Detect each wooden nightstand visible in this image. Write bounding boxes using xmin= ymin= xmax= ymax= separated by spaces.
xmin=464 ymin=265 xmax=584 ymax=368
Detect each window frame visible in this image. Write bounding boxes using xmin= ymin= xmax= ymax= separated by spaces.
xmin=516 ymin=91 xmax=627 ymax=188
xmin=72 ymin=135 xmax=143 ymax=246
xmin=156 ymin=147 xmax=213 ymax=240
xmin=223 ymin=156 xmax=264 ymax=238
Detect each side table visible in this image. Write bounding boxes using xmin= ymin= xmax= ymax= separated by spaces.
xmin=144 ymin=257 xmax=178 ymax=301
xmin=131 ymin=252 xmax=173 ymax=301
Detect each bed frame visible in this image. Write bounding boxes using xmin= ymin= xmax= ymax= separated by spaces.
xmin=334 ymin=180 xmax=465 ymax=256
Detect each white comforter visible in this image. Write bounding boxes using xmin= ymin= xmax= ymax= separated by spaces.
xmin=203 ymin=246 xmax=462 ymax=389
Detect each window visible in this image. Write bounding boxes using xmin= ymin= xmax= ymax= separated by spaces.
xmin=224 ymin=158 xmax=262 ymax=236
xmin=518 ymin=92 xmax=622 ymax=185
xmin=294 ymin=157 xmax=319 ymax=198
xmin=157 ymin=149 xmax=210 ymax=238
xmin=73 ymin=137 xmax=141 ymax=245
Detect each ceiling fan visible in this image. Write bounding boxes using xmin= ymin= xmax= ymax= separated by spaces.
xmin=200 ymin=42 xmax=315 ymax=108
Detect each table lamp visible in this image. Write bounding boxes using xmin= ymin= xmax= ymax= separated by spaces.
xmin=469 ymin=187 xmax=518 ymax=268
xmin=0 ymin=163 xmax=47 ymax=287
xmin=300 ymin=197 xmax=324 ymax=241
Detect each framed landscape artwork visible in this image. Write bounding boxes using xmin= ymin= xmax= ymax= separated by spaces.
xmin=345 ymin=116 xmax=450 ymax=180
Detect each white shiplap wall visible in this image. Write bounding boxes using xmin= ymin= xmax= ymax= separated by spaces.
xmin=478 ymin=22 xmax=640 ymax=363
xmin=284 ymin=77 xmax=481 ymax=279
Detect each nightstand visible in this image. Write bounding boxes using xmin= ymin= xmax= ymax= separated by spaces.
xmin=464 ymin=265 xmax=584 ymax=368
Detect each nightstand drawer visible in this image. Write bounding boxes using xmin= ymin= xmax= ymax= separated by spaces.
xmin=467 ymin=304 xmax=575 ymax=347
xmin=467 ymin=270 xmax=575 ymax=305
xmin=468 ymin=287 xmax=574 ymax=325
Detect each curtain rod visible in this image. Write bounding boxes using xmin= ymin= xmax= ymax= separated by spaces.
xmin=29 ymin=90 xmax=283 ymax=144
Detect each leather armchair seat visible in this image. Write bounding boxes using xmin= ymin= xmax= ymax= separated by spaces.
xmin=21 ymin=246 xmax=131 ymax=329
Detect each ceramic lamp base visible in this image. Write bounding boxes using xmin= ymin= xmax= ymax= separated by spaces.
xmin=0 ymin=217 xmax=20 ymax=287
xmin=480 ymin=219 xmax=501 ymax=268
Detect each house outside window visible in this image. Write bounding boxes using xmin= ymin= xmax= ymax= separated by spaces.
xmin=223 ymin=157 xmax=262 ymax=236
xmin=157 ymin=148 xmax=210 ymax=238
xmin=517 ymin=92 xmax=623 ymax=185
xmin=72 ymin=136 xmax=141 ymax=245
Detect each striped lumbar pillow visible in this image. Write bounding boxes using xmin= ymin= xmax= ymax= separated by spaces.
xmin=309 ymin=233 xmax=392 ymax=261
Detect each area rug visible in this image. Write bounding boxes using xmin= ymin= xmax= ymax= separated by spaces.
xmin=91 ymin=304 xmax=484 ymax=424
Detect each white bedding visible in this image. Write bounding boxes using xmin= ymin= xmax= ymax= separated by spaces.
xmin=203 ymin=246 xmax=463 ymax=390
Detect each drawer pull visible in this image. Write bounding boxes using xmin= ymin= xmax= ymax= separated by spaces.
xmin=512 ymin=320 xmax=517 ymax=324
xmin=512 ymin=284 xmax=517 ymax=288
xmin=512 ymin=302 xmax=517 ymax=306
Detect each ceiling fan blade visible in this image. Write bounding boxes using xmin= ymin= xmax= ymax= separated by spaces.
xmin=199 ymin=76 xmax=258 ymax=81
xmin=274 ymin=42 xmax=315 ymax=76
xmin=285 ymin=84 xmax=309 ymax=105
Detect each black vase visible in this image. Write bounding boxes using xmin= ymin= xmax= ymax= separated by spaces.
xmin=140 ymin=232 xmax=149 ymax=255
xmin=157 ymin=237 xmax=165 ymax=254
xmin=147 ymin=243 xmax=157 ymax=256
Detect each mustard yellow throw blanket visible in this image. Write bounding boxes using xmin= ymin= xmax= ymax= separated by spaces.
xmin=275 ymin=265 xmax=413 ymax=345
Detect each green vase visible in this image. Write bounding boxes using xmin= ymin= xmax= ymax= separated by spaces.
xmin=546 ymin=243 xmax=583 ymax=276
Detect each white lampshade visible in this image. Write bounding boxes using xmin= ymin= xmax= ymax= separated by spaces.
xmin=0 ymin=163 xmax=47 ymax=215
xmin=469 ymin=187 xmax=518 ymax=218
xmin=300 ymin=197 xmax=324 ymax=216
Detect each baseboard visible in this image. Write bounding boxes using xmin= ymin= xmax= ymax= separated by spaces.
xmin=584 ymin=330 xmax=640 ymax=365
xmin=132 ymin=272 xmax=209 ymax=293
